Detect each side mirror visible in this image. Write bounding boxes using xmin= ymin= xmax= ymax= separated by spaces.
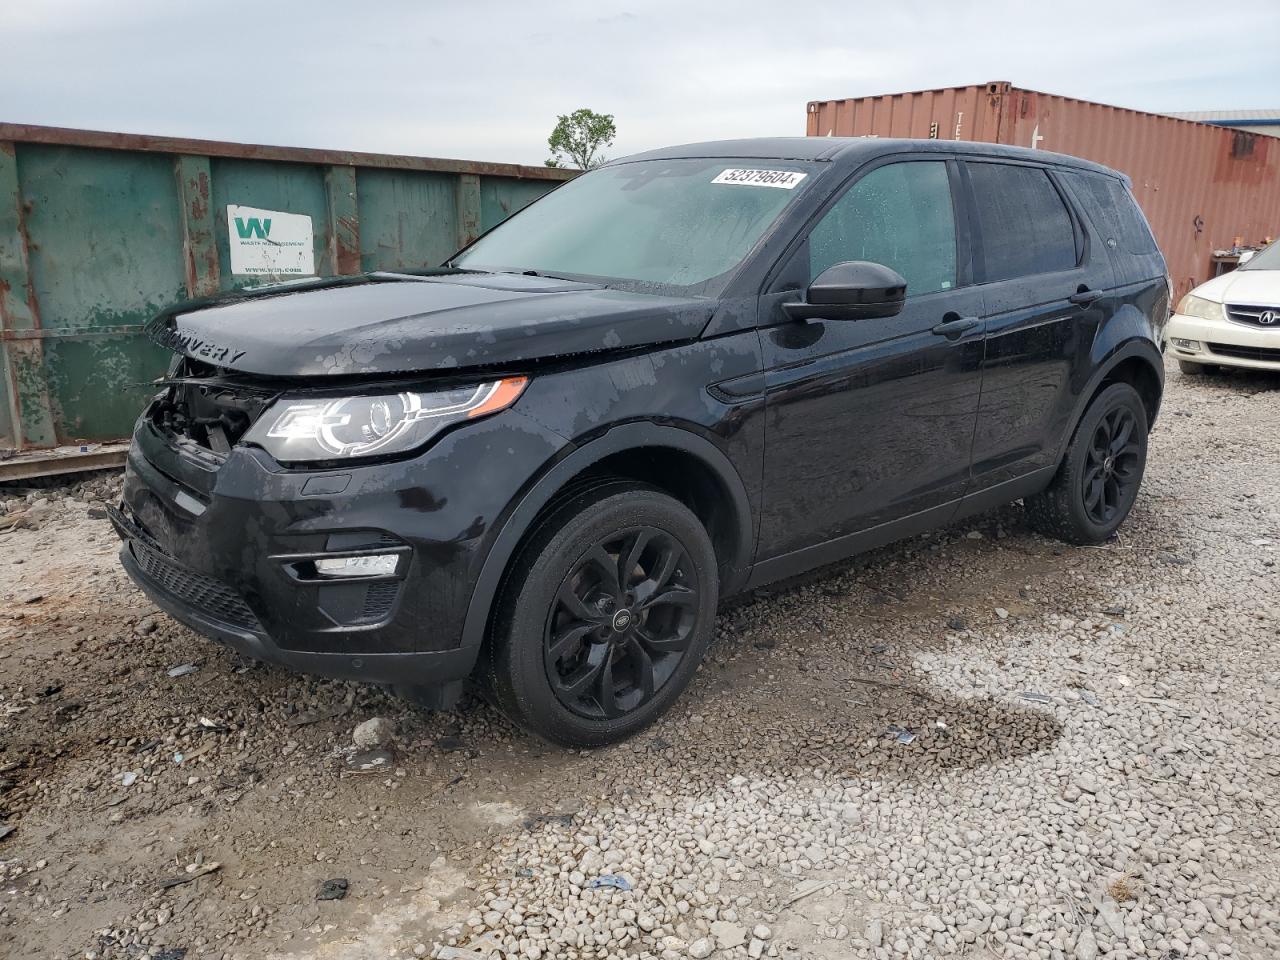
xmin=782 ymin=261 xmax=907 ymax=321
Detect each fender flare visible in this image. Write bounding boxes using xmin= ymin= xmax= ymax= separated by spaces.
xmin=458 ymin=421 xmax=754 ymax=652
xmin=1054 ymin=337 xmax=1165 ymax=464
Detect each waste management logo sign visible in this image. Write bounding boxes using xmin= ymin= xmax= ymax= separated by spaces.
xmin=227 ymin=204 xmax=315 ymax=277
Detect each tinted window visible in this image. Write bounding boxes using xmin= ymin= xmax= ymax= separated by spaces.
xmin=809 ymin=161 xmax=956 ymax=297
xmin=1068 ymin=172 xmax=1159 ymax=256
xmin=968 ymin=163 xmax=1077 ymax=281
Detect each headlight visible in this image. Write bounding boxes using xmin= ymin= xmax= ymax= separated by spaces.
xmin=244 ymin=377 xmax=527 ymax=462
xmin=1175 ymin=294 xmax=1225 ymax=322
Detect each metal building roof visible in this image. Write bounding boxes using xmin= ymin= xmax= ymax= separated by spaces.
xmin=1167 ymin=110 xmax=1280 ymax=126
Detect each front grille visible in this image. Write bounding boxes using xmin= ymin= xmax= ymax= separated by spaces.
xmin=130 ymin=539 xmax=260 ymax=631
xmin=1225 ymin=303 xmax=1280 ymax=328
xmin=1207 ymin=342 xmax=1280 ymax=363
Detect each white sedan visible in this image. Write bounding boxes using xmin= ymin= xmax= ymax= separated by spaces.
xmin=1165 ymin=241 xmax=1280 ymax=375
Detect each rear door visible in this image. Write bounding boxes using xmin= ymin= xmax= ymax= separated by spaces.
xmin=962 ymin=160 xmax=1114 ymax=490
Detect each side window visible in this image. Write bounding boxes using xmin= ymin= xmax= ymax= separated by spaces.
xmin=967 ymin=163 xmax=1077 ymax=281
xmin=1068 ymin=173 xmax=1160 ymax=256
xmin=808 ymin=161 xmax=956 ymax=297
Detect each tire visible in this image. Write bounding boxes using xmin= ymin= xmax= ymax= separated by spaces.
xmin=482 ymin=480 xmax=719 ymax=747
xmin=1178 ymin=360 xmax=1215 ymax=375
xmin=1025 ymin=382 xmax=1149 ymax=545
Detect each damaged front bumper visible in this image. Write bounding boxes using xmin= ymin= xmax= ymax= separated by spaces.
xmin=110 ymin=503 xmax=477 ymax=694
xmin=111 ymin=407 xmax=566 ymax=695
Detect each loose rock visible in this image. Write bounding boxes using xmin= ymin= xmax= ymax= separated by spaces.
xmin=352 ymin=716 xmax=395 ymax=749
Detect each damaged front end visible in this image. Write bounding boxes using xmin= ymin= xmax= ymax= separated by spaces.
xmin=112 ymin=319 xmax=570 ymax=700
xmin=113 ymin=262 xmax=705 ymax=699
xmin=149 ymin=358 xmax=280 ymax=459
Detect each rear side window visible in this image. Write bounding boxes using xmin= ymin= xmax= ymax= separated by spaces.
xmin=1067 ymin=173 xmax=1160 ymax=256
xmin=808 ymin=161 xmax=956 ymax=297
xmin=967 ymin=163 xmax=1077 ymax=281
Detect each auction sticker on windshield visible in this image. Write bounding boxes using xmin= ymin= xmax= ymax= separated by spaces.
xmin=711 ymin=168 xmax=808 ymax=189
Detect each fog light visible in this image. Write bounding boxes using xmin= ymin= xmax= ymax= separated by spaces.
xmin=1170 ymin=338 xmax=1200 ymax=351
xmin=315 ymin=554 xmax=399 ymax=578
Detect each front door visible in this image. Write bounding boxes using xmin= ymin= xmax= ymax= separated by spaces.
xmin=756 ymin=159 xmax=985 ymax=565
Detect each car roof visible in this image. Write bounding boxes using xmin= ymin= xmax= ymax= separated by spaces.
xmin=615 ymin=137 xmax=1123 ymax=179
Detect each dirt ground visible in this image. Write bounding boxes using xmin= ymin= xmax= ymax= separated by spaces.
xmin=2 ymin=358 xmax=1279 ymax=960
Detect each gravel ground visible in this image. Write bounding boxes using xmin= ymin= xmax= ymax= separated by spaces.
xmin=2 ymin=358 xmax=1278 ymax=960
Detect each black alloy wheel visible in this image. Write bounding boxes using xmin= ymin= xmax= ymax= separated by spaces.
xmin=1081 ymin=406 xmax=1143 ymax=526
xmin=544 ymin=527 xmax=699 ymax=719
xmin=483 ymin=481 xmax=719 ymax=747
xmin=1024 ymin=381 xmax=1149 ymax=545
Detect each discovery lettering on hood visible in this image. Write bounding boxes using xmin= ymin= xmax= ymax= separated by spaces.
xmin=148 ymin=323 xmax=247 ymax=366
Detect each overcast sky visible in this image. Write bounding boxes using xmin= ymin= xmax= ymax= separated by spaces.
xmin=5 ymin=0 xmax=1279 ymax=167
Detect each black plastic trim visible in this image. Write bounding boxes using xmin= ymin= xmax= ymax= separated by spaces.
xmin=1056 ymin=339 xmax=1165 ymax=461
xmin=121 ymin=544 xmax=478 ymax=687
xmin=746 ymin=466 xmax=1057 ymax=588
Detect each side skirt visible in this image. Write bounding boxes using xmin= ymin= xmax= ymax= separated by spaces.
xmin=743 ymin=465 xmax=1058 ymax=590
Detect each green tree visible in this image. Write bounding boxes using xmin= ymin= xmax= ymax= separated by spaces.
xmin=546 ymin=108 xmax=617 ymax=170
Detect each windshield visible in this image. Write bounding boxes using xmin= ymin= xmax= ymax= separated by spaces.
xmin=1240 ymin=240 xmax=1280 ymax=271
xmin=453 ymin=157 xmax=820 ymax=296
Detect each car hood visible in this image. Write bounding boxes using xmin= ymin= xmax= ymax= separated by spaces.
xmin=149 ymin=271 xmax=715 ymax=377
xmin=1192 ymin=268 xmax=1280 ymax=306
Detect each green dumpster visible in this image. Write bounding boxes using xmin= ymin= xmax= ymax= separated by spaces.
xmin=0 ymin=123 xmax=572 ymax=453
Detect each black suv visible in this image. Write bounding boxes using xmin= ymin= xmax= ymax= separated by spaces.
xmin=115 ymin=138 xmax=1168 ymax=746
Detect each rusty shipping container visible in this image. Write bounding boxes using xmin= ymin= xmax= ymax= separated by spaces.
xmin=0 ymin=123 xmax=574 ymax=459
xmin=806 ymin=81 xmax=1280 ymax=300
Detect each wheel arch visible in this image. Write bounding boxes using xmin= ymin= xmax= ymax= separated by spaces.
xmin=1056 ymin=338 xmax=1164 ymax=464
xmin=459 ymin=422 xmax=754 ymax=653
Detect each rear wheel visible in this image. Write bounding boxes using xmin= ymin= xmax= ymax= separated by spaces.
xmin=483 ymin=481 xmax=718 ymax=746
xmin=1025 ymin=382 xmax=1148 ymax=545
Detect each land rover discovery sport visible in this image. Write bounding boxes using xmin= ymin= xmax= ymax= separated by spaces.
xmin=115 ymin=138 xmax=1168 ymax=746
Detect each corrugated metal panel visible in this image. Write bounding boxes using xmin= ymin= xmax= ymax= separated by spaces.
xmin=0 ymin=123 xmax=573 ymax=453
xmin=354 ymin=168 xmax=460 ymax=273
xmin=807 ymin=82 xmax=1009 ymax=143
xmin=1195 ymin=124 xmax=1280 ymax=137
xmin=806 ymin=83 xmax=1280 ymax=299
xmin=480 ymin=177 xmax=557 ymax=233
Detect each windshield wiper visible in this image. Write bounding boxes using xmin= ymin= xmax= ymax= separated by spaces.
xmin=496 ymin=268 xmax=574 ymax=281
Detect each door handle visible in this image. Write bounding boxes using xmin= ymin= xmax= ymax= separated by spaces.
xmin=931 ymin=316 xmax=981 ymax=339
xmin=1069 ymin=288 xmax=1102 ymax=305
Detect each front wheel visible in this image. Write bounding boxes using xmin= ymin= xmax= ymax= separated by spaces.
xmin=482 ymin=481 xmax=719 ymax=747
xmin=1025 ymin=382 xmax=1149 ymax=545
